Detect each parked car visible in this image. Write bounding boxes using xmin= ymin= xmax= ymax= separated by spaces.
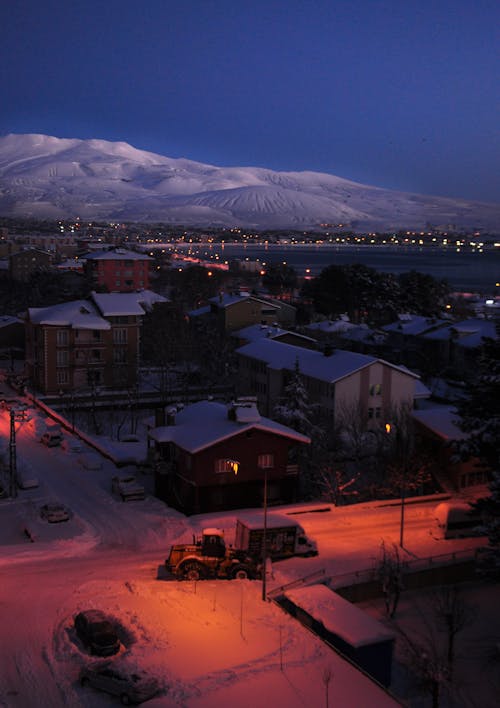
xmin=79 ymin=661 xmax=160 ymax=704
xmin=78 ymin=453 xmax=103 ymax=470
xmin=61 ymin=437 xmax=84 ymax=453
xmin=111 ymin=475 xmax=145 ymax=501
xmin=40 ymin=429 xmax=63 ymax=447
xmin=40 ymin=503 xmax=70 ymax=523
xmin=74 ymin=610 xmax=120 ymax=657
xmin=17 ymin=466 xmax=39 ymax=489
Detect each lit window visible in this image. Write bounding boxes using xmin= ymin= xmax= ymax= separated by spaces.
xmin=258 ymin=454 xmax=274 ymax=469
xmin=214 ymin=459 xmax=240 ymax=474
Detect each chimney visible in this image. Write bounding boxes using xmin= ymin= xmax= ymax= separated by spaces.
xmin=155 ymin=407 xmax=166 ymax=427
xmin=166 ymin=406 xmax=177 ymax=426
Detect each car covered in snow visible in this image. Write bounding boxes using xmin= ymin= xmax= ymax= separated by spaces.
xmin=74 ymin=609 xmax=120 ymax=657
xmin=78 ymin=452 xmax=103 ymax=470
xmin=79 ymin=660 xmax=160 ymax=704
xmin=60 ymin=437 xmax=84 ymax=453
xmin=111 ymin=475 xmax=145 ymax=501
xmin=40 ymin=502 xmax=70 ymax=523
xmin=40 ymin=429 xmax=63 ymax=447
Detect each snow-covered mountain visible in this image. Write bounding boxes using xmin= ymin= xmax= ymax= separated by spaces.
xmin=0 ymin=133 xmax=499 ymax=231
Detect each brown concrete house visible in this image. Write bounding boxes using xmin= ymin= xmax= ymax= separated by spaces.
xmin=9 ymin=248 xmax=53 ymax=282
xmin=148 ymin=398 xmax=310 ymax=515
xmin=24 ymin=291 xmax=165 ymax=394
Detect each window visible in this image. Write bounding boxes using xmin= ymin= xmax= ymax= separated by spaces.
xmin=114 ymin=328 xmax=127 ymax=344
xmin=56 ymin=330 xmax=68 ymax=346
xmin=56 ymin=370 xmax=69 ymax=384
xmin=214 ymin=459 xmax=239 ymax=474
xmin=91 ymin=349 xmax=101 ymax=361
xmin=368 ymin=407 xmax=374 ymax=419
xmin=92 ymin=330 xmax=101 ymax=341
xmin=257 ymin=454 xmax=274 ymax=469
xmin=113 ymin=348 xmax=127 ymax=364
xmin=369 ymin=384 xmax=382 ymax=396
xmin=56 ymin=350 xmax=68 ymax=366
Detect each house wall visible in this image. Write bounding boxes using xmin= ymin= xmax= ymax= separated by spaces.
xmin=237 ymin=354 xmax=416 ymax=427
xmin=159 ymin=427 xmax=301 ymax=514
xmin=86 ymin=256 xmax=150 ymax=292
xmin=25 ymin=317 xmax=140 ymax=395
xmin=223 ymin=299 xmax=280 ymax=331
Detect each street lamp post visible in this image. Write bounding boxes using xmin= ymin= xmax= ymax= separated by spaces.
xmin=261 ymin=467 xmax=268 ymax=602
xmin=400 ymin=466 xmax=406 ymax=548
xmin=9 ymin=409 xmax=17 ymax=498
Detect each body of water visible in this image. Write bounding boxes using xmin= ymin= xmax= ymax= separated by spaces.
xmin=165 ymin=242 xmax=499 ymax=293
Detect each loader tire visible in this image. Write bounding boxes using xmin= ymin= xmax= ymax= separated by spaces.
xmin=182 ymin=561 xmax=206 ymax=581
xmin=231 ymin=565 xmax=253 ymax=580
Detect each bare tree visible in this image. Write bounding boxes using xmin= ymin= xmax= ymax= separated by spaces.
xmin=397 ymin=625 xmax=449 ymax=708
xmin=375 ymin=540 xmax=404 ymax=618
xmin=431 ymin=585 xmax=476 ymax=676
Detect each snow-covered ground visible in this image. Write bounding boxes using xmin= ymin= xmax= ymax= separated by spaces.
xmin=0 ymin=395 xmax=497 ymax=707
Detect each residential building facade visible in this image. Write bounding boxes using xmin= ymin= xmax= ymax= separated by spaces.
xmin=148 ymin=398 xmax=310 ymax=514
xmin=83 ymin=248 xmax=152 ymax=292
xmin=236 ymin=338 xmax=419 ymax=426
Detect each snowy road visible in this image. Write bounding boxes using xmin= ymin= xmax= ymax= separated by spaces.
xmin=0 ymin=400 xmax=488 ymax=707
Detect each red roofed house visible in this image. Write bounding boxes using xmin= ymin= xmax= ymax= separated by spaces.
xmin=148 ymin=398 xmax=310 ymax=515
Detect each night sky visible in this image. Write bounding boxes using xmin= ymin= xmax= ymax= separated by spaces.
xmin=2 ymin=0 xmax=499 ymax=203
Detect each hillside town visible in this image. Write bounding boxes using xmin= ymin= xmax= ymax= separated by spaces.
xmin=0 ymin=222 xmax=499 ymax=707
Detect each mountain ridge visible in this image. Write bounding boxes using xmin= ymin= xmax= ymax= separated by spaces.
xmin=0 ymin=133 xmax=498 ymax=231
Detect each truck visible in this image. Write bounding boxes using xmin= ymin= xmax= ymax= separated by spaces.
xmin=234 ymin=514 xmax=318 ymax=560
xmin=165 ymin=515 xmax=318 ymax=581
xmin=166 ymin=528 xmax=261 ymax=581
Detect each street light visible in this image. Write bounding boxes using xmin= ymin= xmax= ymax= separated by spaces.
xmin=386 ymin=421 xmax=406 ymax=548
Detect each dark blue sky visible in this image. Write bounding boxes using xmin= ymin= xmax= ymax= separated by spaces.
xmin=2 ymin=0 xmax=499 ymax=203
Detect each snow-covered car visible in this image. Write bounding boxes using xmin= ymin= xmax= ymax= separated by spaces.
xmin=79 ymin=661 xmax=160 ymax=704
xmin=60 ymin=437 xmax=84 ymax=453
xmin=74 ymin=610 xmax=120 ymax=657
xmin=40 ymin=503 xmax=70 ymax=523
xmin=111 ymin=475 xmax=145 ymax=501
xmin=40 ymin=429 xmax=63 ymax=447
xmin=78 ymin=453 xmax=103 ymax=470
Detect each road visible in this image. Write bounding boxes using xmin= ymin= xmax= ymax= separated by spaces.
xmin=0 ymin=395 xmax=487 ymax=707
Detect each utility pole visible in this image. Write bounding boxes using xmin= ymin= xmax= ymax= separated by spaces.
xmin=262 ymin=467 xmax=268 ymax=602
xmin=9 ymin=409 xmax=17 ymax=498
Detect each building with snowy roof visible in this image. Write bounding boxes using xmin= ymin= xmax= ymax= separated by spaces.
xmin=24 ymin=290 xmax=162 ymax=393
xmin=412 ymin=403 xmax=489 ymax=490
xmin=147 ymin=397 xmax=310 ymax=514
xmin=281 ymin=584 xmax=395 ymax=688
xmin=198 ymin=292 xmax=296 ymax=331
xmin=232 ymin=323 xmax=317 ymax=349
xmin=236 ymin=338 xmax=420 ymax=425
xmin=382 ymin=314 xmax=498 ymax=377
xmin=83 ymin=247 xmax=153 ymax=292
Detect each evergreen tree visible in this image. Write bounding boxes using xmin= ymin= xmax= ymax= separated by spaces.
xmin=273 ymin=359 xmax=321 ymax=498
xmin=273 ymin=358 xmax=317 ymax=436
